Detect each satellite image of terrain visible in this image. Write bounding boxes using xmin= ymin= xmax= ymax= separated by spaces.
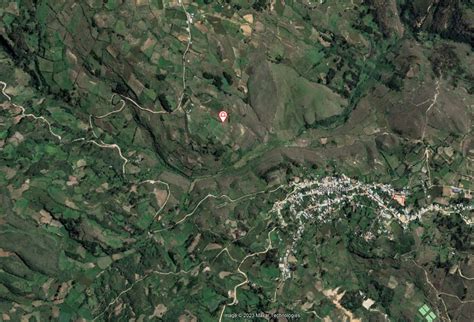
xmin=0 ymin=0 xmax=473 ymax=321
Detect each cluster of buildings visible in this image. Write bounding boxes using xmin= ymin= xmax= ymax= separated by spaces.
xmin=270 ymin=175 xmax=473 ymax=280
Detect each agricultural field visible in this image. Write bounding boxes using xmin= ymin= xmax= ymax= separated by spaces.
xmin=0 ymin=0 xmax=472 ymax=321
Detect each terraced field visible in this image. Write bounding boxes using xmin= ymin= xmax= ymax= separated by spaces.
xmin=0 ymin=0 xmax=472 ymax=321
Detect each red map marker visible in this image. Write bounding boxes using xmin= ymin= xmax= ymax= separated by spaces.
xmin=218 ymin=110 xmax=228 ymax=123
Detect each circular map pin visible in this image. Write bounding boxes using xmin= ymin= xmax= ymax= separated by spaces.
xmin=219 ymin=111 xmax=228 ymax=123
